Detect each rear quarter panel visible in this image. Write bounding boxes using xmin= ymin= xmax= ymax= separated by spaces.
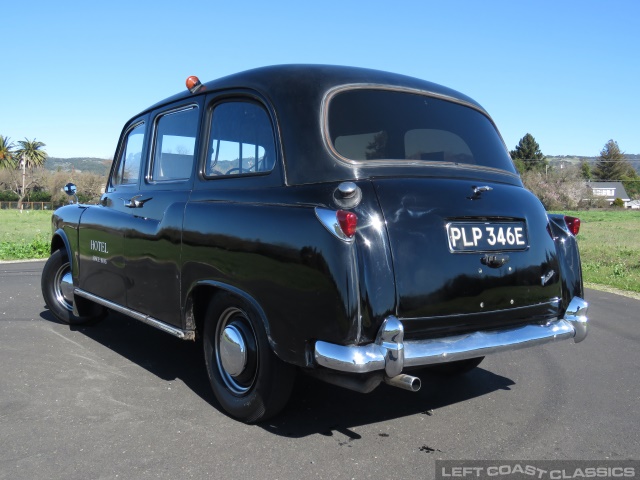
xmin=548 ymin=213 xmax=585 ymax=312
xmin=181 ymin=188 xmax=361 ymax=366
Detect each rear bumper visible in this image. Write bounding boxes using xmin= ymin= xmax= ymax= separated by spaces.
xmin=314 ymin=297 xmax=588 ymax=377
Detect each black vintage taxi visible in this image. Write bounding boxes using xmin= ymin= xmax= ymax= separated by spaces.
xmin=41 ymin=65 xmax=589 ymax=423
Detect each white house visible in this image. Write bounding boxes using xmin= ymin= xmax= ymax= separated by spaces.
xmin=585 ymin=181 xmax=630 ymax=205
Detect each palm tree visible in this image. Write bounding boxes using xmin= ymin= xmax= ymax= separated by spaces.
xmin=0 ymin=135 xmax=15 ymax=169
xmin=15 ymin=138 xmax=47 ymax=169
xmin=15 ymin=138 xmax=47 ymax=208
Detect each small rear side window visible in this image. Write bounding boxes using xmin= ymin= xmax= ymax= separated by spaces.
xmin=205 ymin=101 xmax=276 ymax=177
xmin=328 ymin=89 xmax=515 ymax=173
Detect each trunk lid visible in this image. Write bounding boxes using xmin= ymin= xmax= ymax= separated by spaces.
xmin=372 ymin=177 xmax=561 ymax=338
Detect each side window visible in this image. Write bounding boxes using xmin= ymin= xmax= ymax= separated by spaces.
xmin=113 ymin=122 xmax=145 ymax=186
xmin=206 ymin=101 xmax=276 ymax=177
xmin=151 ymin=106 xmax=199 ymax=182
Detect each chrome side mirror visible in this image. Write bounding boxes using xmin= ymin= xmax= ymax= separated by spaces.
xmin=63 ymin=183 xmax=78 ymax=204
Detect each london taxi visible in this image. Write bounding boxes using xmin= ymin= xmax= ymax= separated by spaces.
xmin=41 ymin=65 xmax=589 ymax=423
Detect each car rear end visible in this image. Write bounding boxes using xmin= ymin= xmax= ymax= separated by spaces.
xmin=312 ymin=84 xmax=588 ymax=392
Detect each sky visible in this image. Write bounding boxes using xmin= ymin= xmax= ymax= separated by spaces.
xmin=1 ymin=0 xmax=639 ymax=159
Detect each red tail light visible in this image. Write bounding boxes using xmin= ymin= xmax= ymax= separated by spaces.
xmin=337 ymin=210 xmax=358 ymax=238
xmin=564 ymin=216 xmax=581 ymax=236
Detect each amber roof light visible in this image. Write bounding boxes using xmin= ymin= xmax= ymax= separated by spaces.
xmin=186 ymin=75 xmax=203 ymax=94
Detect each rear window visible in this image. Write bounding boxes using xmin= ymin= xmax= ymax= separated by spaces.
xmin=328 ymin=88 xmax=515 ymax=173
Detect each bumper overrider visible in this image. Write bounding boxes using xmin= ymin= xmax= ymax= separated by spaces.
xmin=314 ymin=297 xmax=588 ymax=392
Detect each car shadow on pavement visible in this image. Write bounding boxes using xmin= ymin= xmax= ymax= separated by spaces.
xmin=40 ymin=308 xmax=515 ymax=437
xmin=261 ymin=367 xmax=514 ymax=438
xmin=39 ymin=308 xmax=216 ymax=404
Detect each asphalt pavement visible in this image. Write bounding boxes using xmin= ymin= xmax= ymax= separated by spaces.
xmin=1 ymin=261 xmax=638 ymax=479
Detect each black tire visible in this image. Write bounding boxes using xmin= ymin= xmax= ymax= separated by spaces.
xmin=423 ymin=357 xmax=484 ymax=376
xmin=203 ymin=293 xmax=295 ymax=423
xmin=41 ymin=249 xmax=104 ymax=325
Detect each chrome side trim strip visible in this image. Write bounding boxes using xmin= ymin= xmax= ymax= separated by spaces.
xmin=74 ymin=289 xmax=195 ymax=340
xmin=315 ymin=297 xmax=589 ymax=374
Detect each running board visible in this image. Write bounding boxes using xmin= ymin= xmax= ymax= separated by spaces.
xmin=74 ymin=288 xmax=195 ymax=340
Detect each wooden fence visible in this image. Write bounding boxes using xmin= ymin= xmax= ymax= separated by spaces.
xmin=0 ymin=201 xmax=63 ymax=210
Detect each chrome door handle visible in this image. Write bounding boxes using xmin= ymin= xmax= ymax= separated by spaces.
xmin=121 ymin=195 xmax=152 ymax=208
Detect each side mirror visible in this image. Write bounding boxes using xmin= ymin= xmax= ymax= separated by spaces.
xmin=63 ymin=183 xmax=78 ymax=204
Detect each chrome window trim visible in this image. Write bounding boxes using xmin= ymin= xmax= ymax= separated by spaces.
xmin=110 ymin=120 xmax=146 ymax=188
xmin=202 ymin=98 xmax=277 ymax=180
xmin=321 ymin=84 xmax=517 ymax=177
xmin=146 ymin=103 xmax=199 ymax=184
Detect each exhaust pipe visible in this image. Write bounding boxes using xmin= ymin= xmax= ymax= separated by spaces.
xmin=384 ymin=374 xmax=421 ymax=392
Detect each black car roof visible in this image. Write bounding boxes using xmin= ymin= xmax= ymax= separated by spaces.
xmin=131 ymin=65 xmax=514 ymax=187
xmin=146 ymin=64 xmax=485 ymax=115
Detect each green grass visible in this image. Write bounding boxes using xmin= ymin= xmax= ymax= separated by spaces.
xmin=2 ymin=208 xmax=640 ymax=294
xmin=557 ymin=209 xmax=640 ymax=293
xmin=0 ymin=210 xmax=52 ymax=260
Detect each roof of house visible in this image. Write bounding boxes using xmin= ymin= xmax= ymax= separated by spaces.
xmin=586 ymin=181 xmax=630 ymax=200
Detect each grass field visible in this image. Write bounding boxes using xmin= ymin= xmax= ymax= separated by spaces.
xmin=1 ymin=208 xmax=639 ymax=293
xmin=0 ymin=210 xmax=51 ymax=260
xmin=560 ymin=209 xmax=640 ymax=293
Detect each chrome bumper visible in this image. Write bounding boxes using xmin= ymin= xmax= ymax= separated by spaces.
xmin=314 ymin=297 xmax=588 ymax=377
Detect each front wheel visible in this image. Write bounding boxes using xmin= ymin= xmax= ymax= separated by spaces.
xmin=41 ymin=249 xmax=104 ymax=325
xmin=203 ymin=293 xmax=295 ymax=423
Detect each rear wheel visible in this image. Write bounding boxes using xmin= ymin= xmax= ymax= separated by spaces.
xmin=41 ymin=249 xmax=104 ymax=325
xmin=203 ymin=293 xmax=295 ymax=423
xmin=423 ymin=357 xmax=484 ymax=376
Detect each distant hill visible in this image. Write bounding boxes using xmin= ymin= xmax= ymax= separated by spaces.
xmin=45 ymin=157 xmax=111 ymax=176
xmin=42 ymin=154 xmax=640 ymax=176
xmin=547 ymin=154 xmax=640 ymax=174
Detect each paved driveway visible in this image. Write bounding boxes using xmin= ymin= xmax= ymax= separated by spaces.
xmin=1 ymin=261 xmax=638 ymax=479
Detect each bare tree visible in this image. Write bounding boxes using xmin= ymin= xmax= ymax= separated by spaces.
xmin=522 ymin=164 xmax=587 ymax=210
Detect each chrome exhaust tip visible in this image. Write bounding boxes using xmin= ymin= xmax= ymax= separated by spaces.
xmin=384 ymin=374 xmax=421 ymax=392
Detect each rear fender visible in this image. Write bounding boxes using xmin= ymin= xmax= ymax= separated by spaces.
xmin=547 ymin=214 xmax=584 ymax=312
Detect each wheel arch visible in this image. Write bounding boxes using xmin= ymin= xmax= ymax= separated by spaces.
xmin=49 ymin=228 xmax=103 ymax=319
xmin=50 ymin=228 xmax=76 ymax=283
xmin=185 ymin=281 xmax=295 ymax=362
xmin=51 ymin=228 xmax=71 ymax=258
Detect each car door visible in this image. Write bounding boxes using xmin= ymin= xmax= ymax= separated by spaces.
xmin=181 ymin=92 xmax=286 ymax=313
xmin=123 ymin=100 xmax=202 ymax=326
xmin=77 ymin=118 xmax=148 ymax=305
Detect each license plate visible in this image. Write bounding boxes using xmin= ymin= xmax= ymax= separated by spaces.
xmin=446 ymin=221 xmax=528 ymax=252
